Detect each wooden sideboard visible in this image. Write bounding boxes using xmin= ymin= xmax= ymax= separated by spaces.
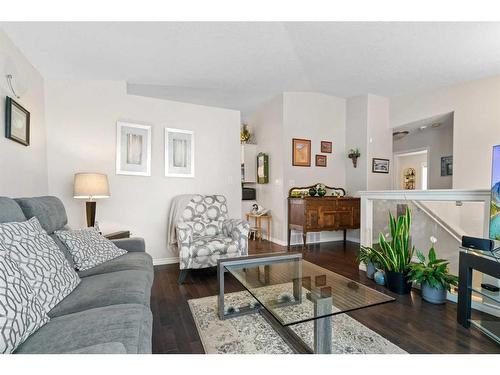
xmin=287 ymin=196 xmax=360 ymax=247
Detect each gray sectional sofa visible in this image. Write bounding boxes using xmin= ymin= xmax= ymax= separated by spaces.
xmin=0 ymin=196 xmax=153 ymax=354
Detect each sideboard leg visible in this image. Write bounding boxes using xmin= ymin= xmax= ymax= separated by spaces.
xmin=287 ymin=228 xmax=291 ymax=248
xmin=302 ymin=231 xmax=307 ymax=248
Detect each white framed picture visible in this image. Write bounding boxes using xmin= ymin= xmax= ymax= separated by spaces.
xmin=165 ymin=128 xmax=194 ymax=178
xmin=116 ymin=121 xmax=152 ymax=176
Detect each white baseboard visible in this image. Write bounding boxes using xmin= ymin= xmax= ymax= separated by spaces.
xmin=153 ymin=257 xmax=179 ymax=266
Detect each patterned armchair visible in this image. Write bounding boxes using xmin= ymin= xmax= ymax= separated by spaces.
xmin=176 ymin=194 xmax=250 ymax=283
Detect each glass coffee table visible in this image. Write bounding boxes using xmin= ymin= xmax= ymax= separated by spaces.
xmin=217 ymin=252 xmax=395 ymax=354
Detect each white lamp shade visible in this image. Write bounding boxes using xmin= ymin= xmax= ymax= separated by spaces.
xmin=73 ymin=173 xmax=110 ymax=199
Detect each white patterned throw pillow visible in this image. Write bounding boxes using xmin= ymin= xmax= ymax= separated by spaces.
xmin=0 ymin=217 xmax=81 ymax=314
xmin=55 ymin=227 xmax=127 ymax=271
xmin=0 ymin=242 xmax=49 ymax=353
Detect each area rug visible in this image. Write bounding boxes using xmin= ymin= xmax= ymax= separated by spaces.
xmin=188 ymin=287 xmax=407 ymax=354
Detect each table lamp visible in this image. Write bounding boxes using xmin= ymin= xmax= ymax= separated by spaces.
xmin=73 ymin=173 xmax=110 ymax=227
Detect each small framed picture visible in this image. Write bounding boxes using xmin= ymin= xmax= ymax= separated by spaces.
xmin=441 ymin=156 xmax=453 ymax=176
xmin=315 ymin=154 xmax=327 ymax=167
xmin=292 ymin=138 xmax=311 ymax=167
xmin=372 ymin=158 xmax=390 ymax=173
xmin=165 ymin=128 xmax=195 ymax=177
xmin=116 ymin=121 xmax=152 ymax=176
xmin=5 ymin=97 xmax=30 ymax=146
xmin=321 ymin=141 xmax=332 ymax=153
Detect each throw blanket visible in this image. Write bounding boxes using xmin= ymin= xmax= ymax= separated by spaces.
xmin=167 ymin=194 xmax=195 ymax=254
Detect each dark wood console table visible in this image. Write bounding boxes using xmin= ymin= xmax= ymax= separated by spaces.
xmin=287 ymin=194 xmax=360 ymax=247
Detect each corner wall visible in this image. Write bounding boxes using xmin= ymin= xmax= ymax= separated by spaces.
xmin=45 ymin=80 xmax=241 ymax=263
xmin=391 ymin=75 xmax=500 ymax=189
xmin=0 ymin=30 xmax=48 ymax=197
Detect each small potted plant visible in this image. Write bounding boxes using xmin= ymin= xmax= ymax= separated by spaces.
xmin=240 ymin=124 xmax=251 ymax=143
xmin=348 ymin=148 xmax=361 ymax=168
xmin=358 ymin=245 xmax=379 ymax=279
xmin=408 ymin=237 xmax=458 ymax=304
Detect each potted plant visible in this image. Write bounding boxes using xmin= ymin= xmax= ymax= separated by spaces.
xmin=357 ymin=245 xmax=379 ymax=279
xmin=240 ymin=124 xmax=251 ymax=143
xmin=348 ymin=148 xmax=361 ymax=167
xmin=367 ymin=208 xmax=415 ymax=294
xmin=408 ymin=237 xmax=458 ymax=304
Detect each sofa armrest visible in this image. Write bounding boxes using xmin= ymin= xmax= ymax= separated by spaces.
xmin=111 ymin=237 xmax=145 ymax=252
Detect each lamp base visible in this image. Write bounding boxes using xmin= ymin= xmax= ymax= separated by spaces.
xmin=86 ymin=201 xmax=96 ymax=227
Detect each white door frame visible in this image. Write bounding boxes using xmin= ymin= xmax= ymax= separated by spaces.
xmin=392 ymin=147 xmax=430 ymax=190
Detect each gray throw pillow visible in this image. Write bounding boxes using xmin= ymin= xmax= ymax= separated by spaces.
xmin=0 ymin=217 xmax=81 ymax=313
xmin=55 ymin=227 xmax=127 ymax=271
xmin=0 ymin=242 xmax=50 ymax=353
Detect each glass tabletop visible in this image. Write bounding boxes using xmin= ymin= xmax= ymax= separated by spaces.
xmin=225 ymin=258 xmax=395 ymax=326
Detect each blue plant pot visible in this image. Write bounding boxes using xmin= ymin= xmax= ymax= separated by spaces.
xmin=421 ymin=282 xmax=447 ymax=304
xmin=374 ymin=270 xmax=386 ymax=286
xmin=366 ymin=261 xmax=376 ymax=279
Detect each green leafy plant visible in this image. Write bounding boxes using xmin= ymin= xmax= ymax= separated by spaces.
xmin=362 ymin=208 xmax=415 ymax=273
xmin=348 ymin=148 xmax=361 ymax=157
xmin=357 ymin=244 xmax=379 ymax=265
xmin=408 ymin=244 xmax=458 ymax=291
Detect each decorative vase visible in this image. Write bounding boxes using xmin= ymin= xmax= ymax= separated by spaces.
xmin=421 ymin=282 xmax=447 ymax=304
xmin=385 ymin=270 xmax=412 ymax=294
xmin=308 ymin=187 xmax=317 ymax=197
xmin=366 ymin=261 xmax=376 ymax=279
xmin=374 ymin=269 xmax=385 ymax=285
xmin=240 ymin=124 xmax=251 ymax=143
xmin=317 ymin=188 xmax=326 ymax=197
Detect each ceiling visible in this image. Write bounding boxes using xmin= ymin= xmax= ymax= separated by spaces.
xmin=2 ymin=22 xmax=500 ymax=119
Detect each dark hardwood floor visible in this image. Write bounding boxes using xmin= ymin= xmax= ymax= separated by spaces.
xmin=151 ymin=240 xmax=500 ymax=354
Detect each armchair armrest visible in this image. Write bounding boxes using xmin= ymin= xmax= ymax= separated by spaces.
xmin=176 ymin=222 xmax=194 ymax=260
xmin=111 ymin=237 xmax=145 ymax=252
xmin=223 ymin=218 xmax=250 ymax=242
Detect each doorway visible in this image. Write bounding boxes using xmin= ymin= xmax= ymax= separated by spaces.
xmin=393 ymin=149 xmax=429 ymax=190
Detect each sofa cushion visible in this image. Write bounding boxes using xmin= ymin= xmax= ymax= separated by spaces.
xmin=49 ymin=233 xmax=76 ymax=269
xmin=0 ymin=245 xmax=49 ymax=353
xmin=77 ymin=252 xmax=153 ymax=280
xmin=0 ymin=197 xmax=26 ymax=223
xmin=48 ymin=270 xmax=152 ymax=318
xmin=15 ymin=196 xmax=67 ymax=234
xmin=14 ymin=304 xmax=152 ymax=354
xmin=55 ymin=227 xmax=127 ymax=271
xmin=0 ymin=217 xmax=80 ymax=313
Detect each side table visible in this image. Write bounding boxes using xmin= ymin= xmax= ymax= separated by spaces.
xmin=245 ymin=213 xmax=272 ymax=241
xmin=104 ymin=230 xmax=131 ymax=240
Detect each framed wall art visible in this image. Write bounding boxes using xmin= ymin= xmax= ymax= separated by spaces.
xmin=116 ymin=121 xmax=152 ymax=176
xmin=165 ymin=128 xmax=195 ymax=178
xmin=292 ymin=138 xmax=311 ymax=167
xmin=257 ymin=152 xmax=269 ymax=184
xmin=372 ymin=158 xmax=390 ymax=173
xmin=441 ymin=155 xmax=453 ymax=176
xmin=320 ymin=141 xmax=332 ymax=153
xmin=5 ymin=96 xmax=30 ymax=146
xmin=315 ymin=154 xmax=327 ymax=167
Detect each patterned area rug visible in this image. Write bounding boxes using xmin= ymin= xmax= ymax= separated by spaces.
xmin=188 ymin=288 xmax=407 ymax=354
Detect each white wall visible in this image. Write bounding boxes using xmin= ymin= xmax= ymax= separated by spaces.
xmin=283 ymin=92 xmax=347 ymax=244
xmin=0 ymin=30 xmax=48 ymax=197
xmin=345 ymin=94 xmax=392 ymax=194
xmin=248 ymin=94 xmax=285 ymax=242
xmin=393 ymin=121 xmax=453 ymax=189
xmin=391 ymin=75 xmax=500 ymax=189
xmin=249 ymin=92 xmax=348 ymax=245
xmin=366 ymin=94 xmax=392 ymax=191
xmin=345 ymin=96 xmax=368 ymax=195
xmin=45 ymin=80 xmax=241 ymax=263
